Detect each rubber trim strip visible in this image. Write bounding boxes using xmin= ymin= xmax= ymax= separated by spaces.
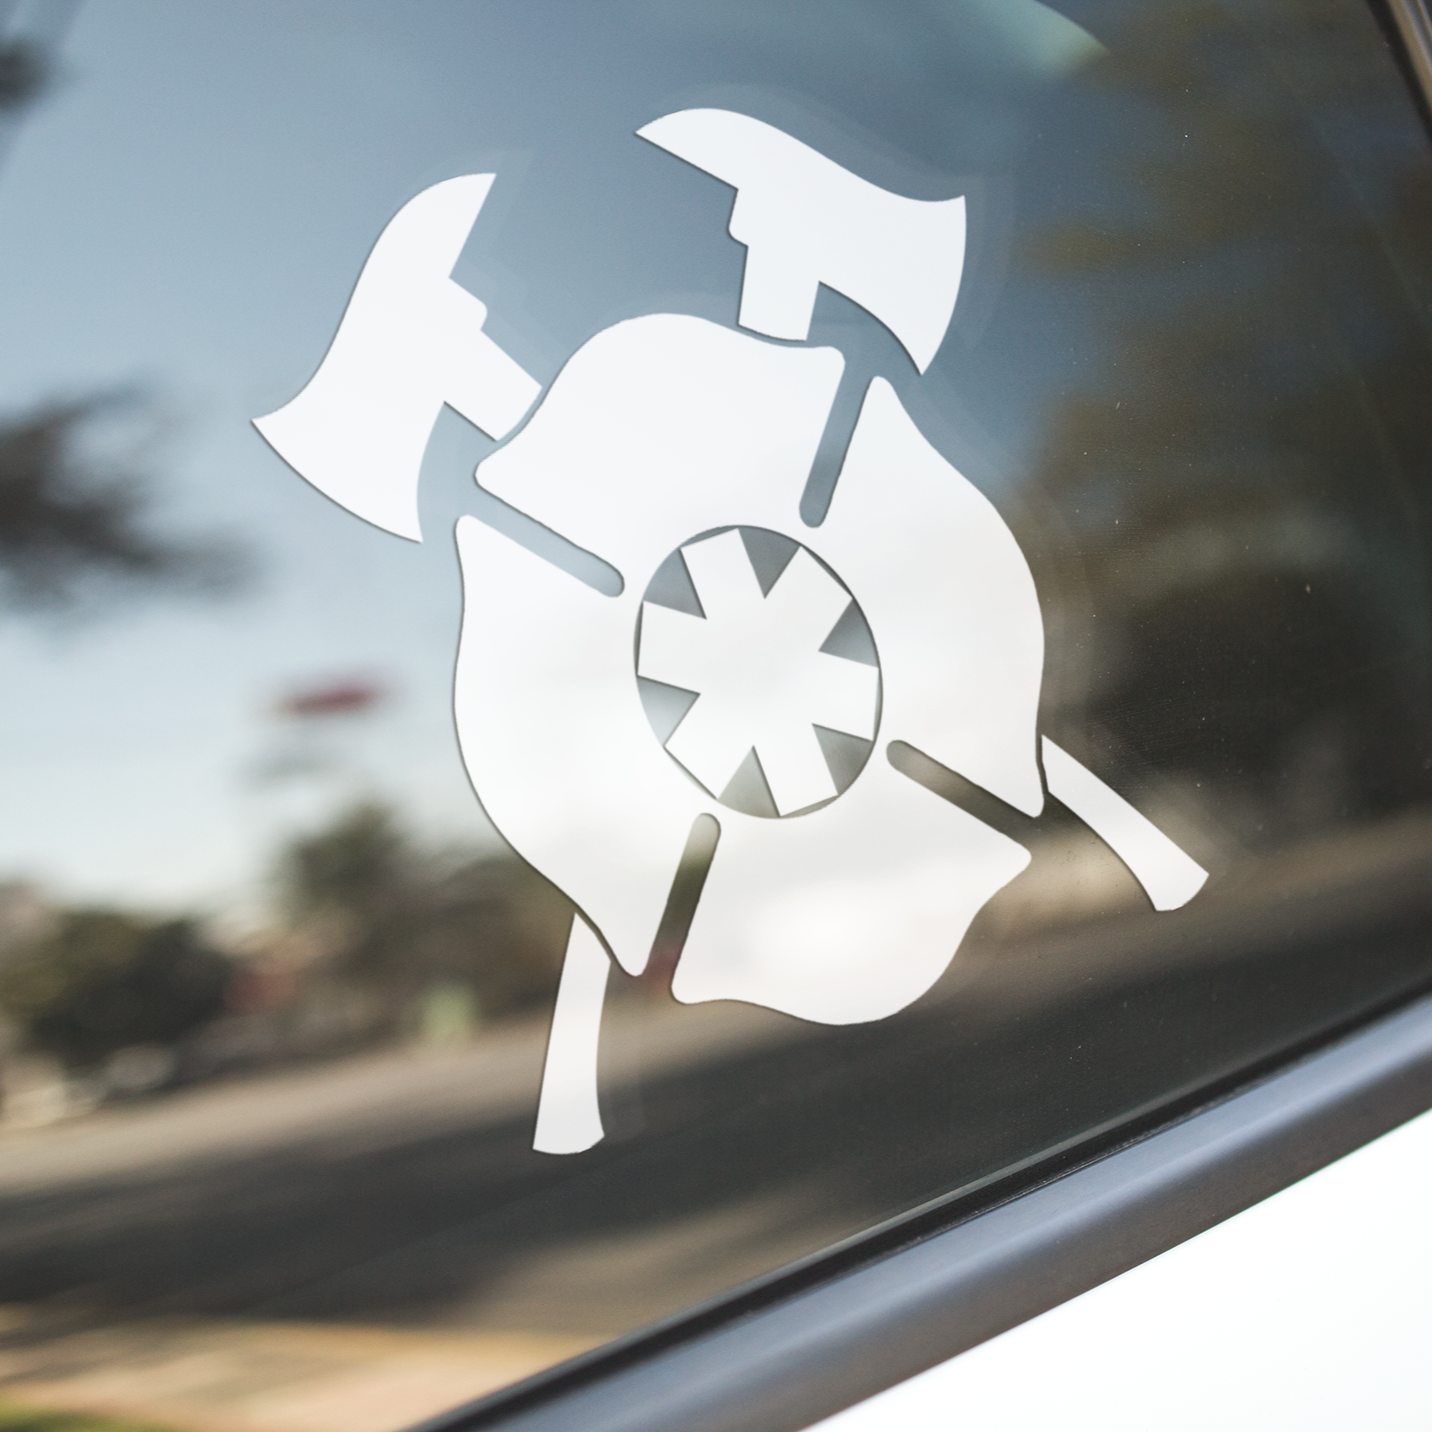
xmin=1387 ymin=0 xmax=1432 ymax=109
xmin=1375 ymin=0 xmax=1432 ymax=136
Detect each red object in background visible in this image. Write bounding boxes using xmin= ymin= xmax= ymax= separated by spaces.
xmin=277 ymin=677 xmax=385 ymax=718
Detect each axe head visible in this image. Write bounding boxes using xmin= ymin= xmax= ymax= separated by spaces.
xmin=253 ymin=176 xmax=539 ymax=542
xmin=639 ymin=109 xmax=965 ymax=374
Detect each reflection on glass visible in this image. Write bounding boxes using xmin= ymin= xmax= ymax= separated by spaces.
xmin=0 ymin=395 xmax=247 ymax=612
xmin=0 ymin=2 xmax=1428 ymax=1430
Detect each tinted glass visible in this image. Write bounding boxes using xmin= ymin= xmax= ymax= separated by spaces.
xmin=0 ymin=2 xmax=1429 ymax=1428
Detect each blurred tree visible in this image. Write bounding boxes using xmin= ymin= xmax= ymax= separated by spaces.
xmin=0 ymin=911 xmax=232 ymax=1069
xmin=1023 ymin=0 xmax=1432 ymax=836
xmin=280 ymin=800 xmax=408 ymax=927
xmin=0 ymin=5 xmax=243 ymax=617
xmin=0 ymin=36 xmax=47 ymax=112
xmin=278 ymin=802 xmax=569 ymax=1022
xmin=0 ymin=397 xmax=247 ymax=613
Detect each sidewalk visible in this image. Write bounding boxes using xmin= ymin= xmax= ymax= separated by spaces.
xmin=0 ymin=1309 xmax=595 ymax=1432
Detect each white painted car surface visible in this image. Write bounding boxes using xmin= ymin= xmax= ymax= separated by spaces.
xmin=814 ymin=1105 xmax=1432 ymax=1430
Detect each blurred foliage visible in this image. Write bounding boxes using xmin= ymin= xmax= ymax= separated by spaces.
xmin=0 ymin=40 xmax=47 ymax=113
xmin=280 ymin=800 xmax=407 ymax=924
xmin=0 ymin=397 xmax=248 ymax=614
xmin=0 ymin=803 xmax=569 ymax=1083
xmin=0 ymin=1405 xmax=178 ymax=1432
xmin=0 ymin=911 xmax=231 ymax=1070
xmin=1025 ymin=0 xmax=1432 ymax=834
xmin=278 ymin=801 xmax=570 ymax=1020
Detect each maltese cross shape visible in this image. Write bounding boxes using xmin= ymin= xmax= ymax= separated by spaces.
xmin=253 ymin=108 xmax=1209 ymax=1157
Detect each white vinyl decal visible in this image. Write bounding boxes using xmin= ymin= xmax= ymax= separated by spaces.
xmin=255 ymin=110 xmax=1208 ymax=1155
xmin=255 ymin=175 xmax=540 ymax=541
xmin=637 ymin=109 xmax=966 ymax=372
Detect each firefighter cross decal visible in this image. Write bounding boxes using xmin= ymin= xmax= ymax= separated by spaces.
xmin=255 ymin=110 xmax=1206 ymax=1154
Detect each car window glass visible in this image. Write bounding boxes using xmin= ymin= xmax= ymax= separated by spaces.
xmin=0 ymin=2 xmax=1428 ymax=1427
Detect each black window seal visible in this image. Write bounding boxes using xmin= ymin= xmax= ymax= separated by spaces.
xmin=1375 ymin=0 xmax=1432 ymax=137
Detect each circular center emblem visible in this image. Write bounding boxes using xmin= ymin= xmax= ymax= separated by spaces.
xmin=636 ymin=526 xmax=881 ymax=818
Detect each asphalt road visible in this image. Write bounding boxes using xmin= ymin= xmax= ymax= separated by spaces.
xmin=0 ymin=814 xmax=1430 ymax=1351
